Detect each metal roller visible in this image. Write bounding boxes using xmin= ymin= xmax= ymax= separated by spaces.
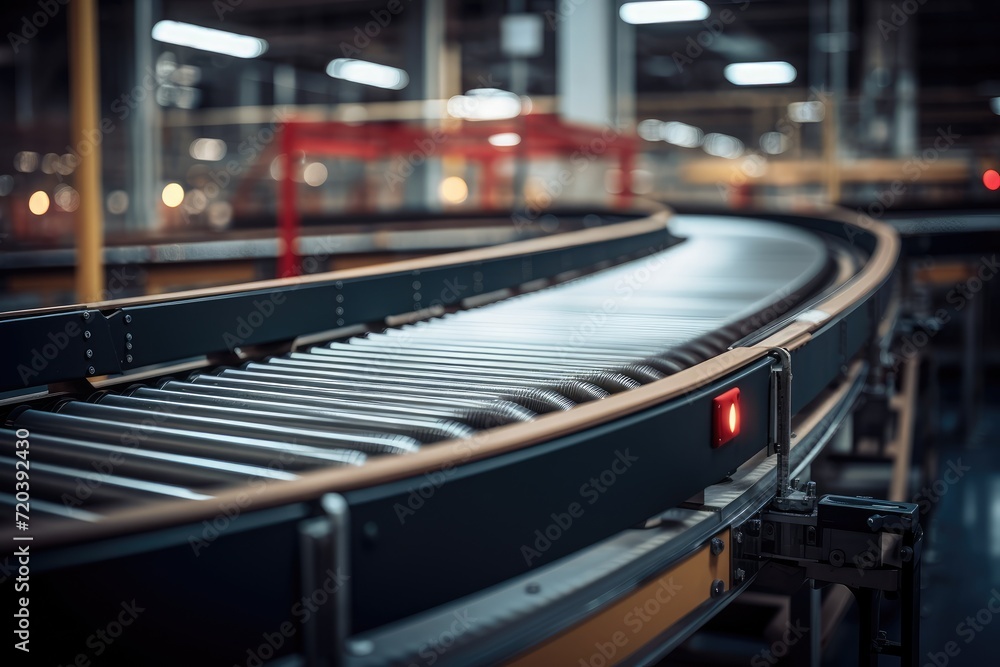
xmin=196 ymin=371 xmax=578 ymax=413
xmin=242 ymin=361 xmax=611 ymax=403
xmin=5 ymin=431 xmax=299 ymax=487
xmin=0 ymin=455 xmax=211 ymax=509
xmin=146 ymin=381 xmax=536 ymax=430
xmin=11 ymin=407 xmax=366 ymax=470
xmin=92 ymin=391 xmax=472 ymax=444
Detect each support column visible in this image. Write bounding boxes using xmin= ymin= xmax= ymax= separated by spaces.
xmin=130 ymin=0 xmax=162 ymax=231
xmin=557 ymin=0 xmax=615 ymax=128
xmin=69 ymin=0 xmax=104 ymax=302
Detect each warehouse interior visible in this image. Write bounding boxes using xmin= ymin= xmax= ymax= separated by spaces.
xmin=1 ymin=0 xmax=999 ymax=665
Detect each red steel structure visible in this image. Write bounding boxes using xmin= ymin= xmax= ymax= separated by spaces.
xmin=276 ymin=114 xmax=637 ymax=276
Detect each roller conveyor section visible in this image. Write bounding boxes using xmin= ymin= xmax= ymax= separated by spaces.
xmin=0 ymin=208 xmax=905 ymax=666
xmin=1 ymin=216 xmax=837 ymax=533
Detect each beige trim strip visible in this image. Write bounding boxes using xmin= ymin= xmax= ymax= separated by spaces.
xmin=506 ymin=531 xmax=730 ymax=666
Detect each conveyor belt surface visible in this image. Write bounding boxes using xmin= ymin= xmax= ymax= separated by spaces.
xmin=2 ymin=217 xmax=833 ymax=527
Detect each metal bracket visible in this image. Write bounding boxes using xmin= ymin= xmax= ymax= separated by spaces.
xmin=299 ymin=493 xmax=352 ymax=667
xmin=768 ymin=347 xmax=817 ymax=513
xmin=739 ymin=495 xmax=922 ymax=666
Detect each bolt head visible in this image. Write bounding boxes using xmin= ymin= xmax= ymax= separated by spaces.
xmin=710 ymin=537 xmax=725 ymax=556
xmin=87 ymin=366 xmax=96 ymax=375
xmin=124 ymin=314 xmax=132 ymax=324
xmin=126 ymin=354 xmax=133 ymax=363
xmin=85 ymin=349 xmax=93 ymax=359
xmin=82 ymin=311 xmax=90 ymax=320
xmin=84 ymin=330 xmax=91 ymax=339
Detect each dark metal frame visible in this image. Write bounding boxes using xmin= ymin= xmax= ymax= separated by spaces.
xmin=1 ymin=220 xmax=672 ymax=393
xmin=19 ymin=210 xmax=896 ymax=665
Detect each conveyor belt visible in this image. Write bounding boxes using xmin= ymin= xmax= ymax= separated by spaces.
xmin=2 ymin=217 xmax=835 ymax=528
xmin=0 ymin=208 xmax=900 ymax=667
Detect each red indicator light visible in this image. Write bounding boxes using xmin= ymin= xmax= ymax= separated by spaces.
xmin=984 ymin=170 xmax=1000 ymax=191
xmin=713 ymin=387 xmax=741 ymax=448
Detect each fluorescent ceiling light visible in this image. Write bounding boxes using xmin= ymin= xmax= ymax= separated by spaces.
xmin=787 ymin=101 xmax=825 ymax=123
xmin=447 ymin=89 xmax=522 ymax=121
xmin=662 ymin=121 xmax=703 ymax=147
xmin=702 ymin=133 xmax=744 ymax=158
xmin=991 ymin=97 xmax=1000 ymax=115
xmin=488 ymin=132 xmax=522 ymax=147
xmin=151 ymin=21 xmax=268 ymax=59
xmin=724 ymin=61 xmax=797 ymax=86
xmin=620 ymin=1 xmax=710 ymax=25
xmin=189 ymin=138 xmax=227 ymax=161
xmin=326 ymin=58 xmax=409 ymax=90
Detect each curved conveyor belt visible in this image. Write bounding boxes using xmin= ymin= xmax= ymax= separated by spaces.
xmin=2 ymin=217 xmax=838 ymax=529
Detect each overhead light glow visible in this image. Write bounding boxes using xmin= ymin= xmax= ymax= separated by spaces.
xmin=787 ymin=101 xmax=825 ymax=123
xmin=106 ymin=190 xmax=129 ymax=215
xmin=637 ymin=119 xmax=663 ymax=142
xmin=439 ymin=176 xmax=469 ymax=204
xmin=162 ymin=183 xmax=185 ymax=208
xmin=151 ymin=21 xmax=268 ymax=59
xmin=702 ymin=133 xmax=744 ymax=159
xmin=14 ymin=151 xmax=39 ymax=173
xmin=984 ymin=169 xmax=1000 ymax=191
xmin=991 ymin=98 xmax=1000 ymax=115
xmin=724 ymin=61 xmax=797 ymax=86
xmin=760 ymin=131 xmax=790 ymax=155
xmin=189 ymin=138 xmax=227 ymax=161
xmin=619 ymin=1 xmax=710 ymax=24
xmin=303 ymin=162 xmax=328 ymax=187
xmin=447 ymin=89 xmax=522 ymax=121
xmin=54 ymin=184 xmax=80 ymax=212
xmin=326 ymin=58 xmax=409 ymax=90
xmin=662 ymin=121 xmax=703 ymax=147
xmin=488 ymin=132 xmax=521 ymax=147
xmin=28 ymin=190 xmax=49 ymax=215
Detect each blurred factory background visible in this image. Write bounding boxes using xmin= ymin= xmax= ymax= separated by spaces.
xmin=1 ymin=0 xmax=998 ymax=307
xmin=2 ymin=2 xmax=1000 ymax=667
